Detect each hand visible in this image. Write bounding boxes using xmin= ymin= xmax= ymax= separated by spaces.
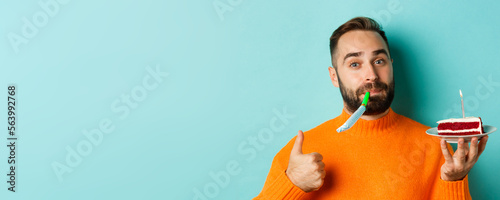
xmin=286 ymin=130 xmax=326 ymax=192
xmin=440 ymin=136 xmax=488 ymax=181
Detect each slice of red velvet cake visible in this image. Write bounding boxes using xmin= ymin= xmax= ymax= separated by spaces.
xmin=437 ymin=117 xmax=484 ymax=135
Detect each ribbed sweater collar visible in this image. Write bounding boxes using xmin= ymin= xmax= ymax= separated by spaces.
xmin=338 ymin=107 xmax=400 ymax=135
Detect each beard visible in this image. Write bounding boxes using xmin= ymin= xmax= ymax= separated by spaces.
xmin=338 ymin=76 xmax=395 ymax=115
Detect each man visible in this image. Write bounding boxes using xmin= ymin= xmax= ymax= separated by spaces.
xmin=254 ymin=17 xmax=488 ymax=199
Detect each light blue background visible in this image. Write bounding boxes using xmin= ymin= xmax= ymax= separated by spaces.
xmin=1 ymin=0 xmax=499 ymax=199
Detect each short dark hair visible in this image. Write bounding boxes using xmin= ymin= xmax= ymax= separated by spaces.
xmin=329 ymin=17 xmax=390 ymax=68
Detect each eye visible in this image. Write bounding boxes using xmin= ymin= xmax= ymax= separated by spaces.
xmin=374 ymin=59 xmax=385 ymax=65
xmin=349 ymin=62 xmax=360 ymax=68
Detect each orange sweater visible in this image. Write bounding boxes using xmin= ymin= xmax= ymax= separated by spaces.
xmin=254 ymin=108 xmax=471 ymax=200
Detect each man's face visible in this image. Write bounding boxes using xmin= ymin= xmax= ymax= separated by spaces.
xmin=329 ymin=30 xmax=395 ymax=115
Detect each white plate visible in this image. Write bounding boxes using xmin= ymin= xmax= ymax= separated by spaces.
xmin=426 ymin=125 xmax=496 ymax=143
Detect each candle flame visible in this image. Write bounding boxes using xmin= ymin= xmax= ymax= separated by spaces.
xmin=460 ymin=89 xmax=463 ymax=98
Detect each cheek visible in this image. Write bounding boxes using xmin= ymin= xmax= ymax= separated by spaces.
xmin=378 ymin=66 xmax=393 ymax=82
xmin=340 ymin=73 xmax=361 ymax=88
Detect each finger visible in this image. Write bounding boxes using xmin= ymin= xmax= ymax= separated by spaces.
xmin=291 ymin=130 xmax=304 ymax=155
xmin=468 ymin=137 xmax=479 ymax=162
xmin=319 ymin=166 xmax=326 ymax=179
xmin=317 ymin=161 xmax=325 ymax=169
xmin=477 ymin=135 xmax=489 ymax=158
xmin=454 ymin=138 xmax=467 ymax=163
xmin=464 ymin=139 xmax=470 ymax=153
xmin=310 ymin=152 xmax=323 ymax=162
xmin=440 ymin=139 xmax=453 ymax=163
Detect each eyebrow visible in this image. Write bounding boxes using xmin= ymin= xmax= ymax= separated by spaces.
xmin=372 ymin=49 xmax=389 ymax=57
xmin=343 ymin=52 xmax=361 ymax=64
xmin=342 ymin=49 xmax=389 ymax=64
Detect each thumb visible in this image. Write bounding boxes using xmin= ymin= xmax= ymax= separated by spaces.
xmin=291 ymin=130 xmax=304 ymax=155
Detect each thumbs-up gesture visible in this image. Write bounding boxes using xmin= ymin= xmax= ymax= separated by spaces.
xmin=286 ymin=130 xmax=326 ymax=192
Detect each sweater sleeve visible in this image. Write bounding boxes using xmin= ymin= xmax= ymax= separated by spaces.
xmin=429 ymin=143 xmax=472 ymax=200
xmin=433 ymin=175 xmax=471 ymax=200
xmin=253 ymin=137 xmax=307 ymax=200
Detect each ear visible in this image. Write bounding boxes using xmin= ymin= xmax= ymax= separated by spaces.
xmin=328 ymin=66 xmax=339 ymax=88
xmin=391 ymin=58 xmax=393 ymax=63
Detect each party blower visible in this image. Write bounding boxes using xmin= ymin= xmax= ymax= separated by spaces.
xmin=336 ymin=92 xmax=370 ymax=133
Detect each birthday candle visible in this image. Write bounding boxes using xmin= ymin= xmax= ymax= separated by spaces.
xmin=336 ymin=92 xmax=370 ymax=133
xmin=460 ymin=89 xmax=465 ymax=118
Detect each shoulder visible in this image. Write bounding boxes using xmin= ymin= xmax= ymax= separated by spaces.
xmin=393 ymin=112 xmax=442 ymax=147
xmin=307 ymin=114 xmax=345 ymax=135
xmin=395 ymin=112 xmax=431 ymax=131
xmin=273 ymin=116 xmax=341 ymax=160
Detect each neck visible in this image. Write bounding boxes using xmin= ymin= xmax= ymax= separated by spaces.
xmin=342 ymin=105 xmax=390 ymax=120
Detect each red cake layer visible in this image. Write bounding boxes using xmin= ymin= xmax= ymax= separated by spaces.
xmin=438 ymin=122 xmax=480 ymax=130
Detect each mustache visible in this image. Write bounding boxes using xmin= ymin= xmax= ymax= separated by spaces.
xmin=356 ymin=81 xmax=389 ymax=96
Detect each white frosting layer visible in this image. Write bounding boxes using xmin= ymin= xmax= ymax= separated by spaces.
xmin=437 ymin=117 xmax=480 ymax=124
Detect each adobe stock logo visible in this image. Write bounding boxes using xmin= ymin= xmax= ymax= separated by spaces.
xmin=213 ymin=0 xmax=243 ymax=21
xmin=443 ymin=74 xmax=500 ymax=119
xmin=51 ymin=64 xmax=169 ymax=182
xmin=193 ymin=107 xmax=295 ymax=200
xmin=7 ymin=0 xmax=70 ymax=54
xmin=369 ymin=0 xmax=403 ymax=27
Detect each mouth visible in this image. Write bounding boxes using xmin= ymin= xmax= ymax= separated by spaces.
xmin=361 ymin=89 xmax=383 ymax=97
xmin=369 ymin=89 xmax=382 ymax=94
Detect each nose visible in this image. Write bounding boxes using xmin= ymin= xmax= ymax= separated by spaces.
xmin=364 ymin=64 xmax=379 ymax=82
